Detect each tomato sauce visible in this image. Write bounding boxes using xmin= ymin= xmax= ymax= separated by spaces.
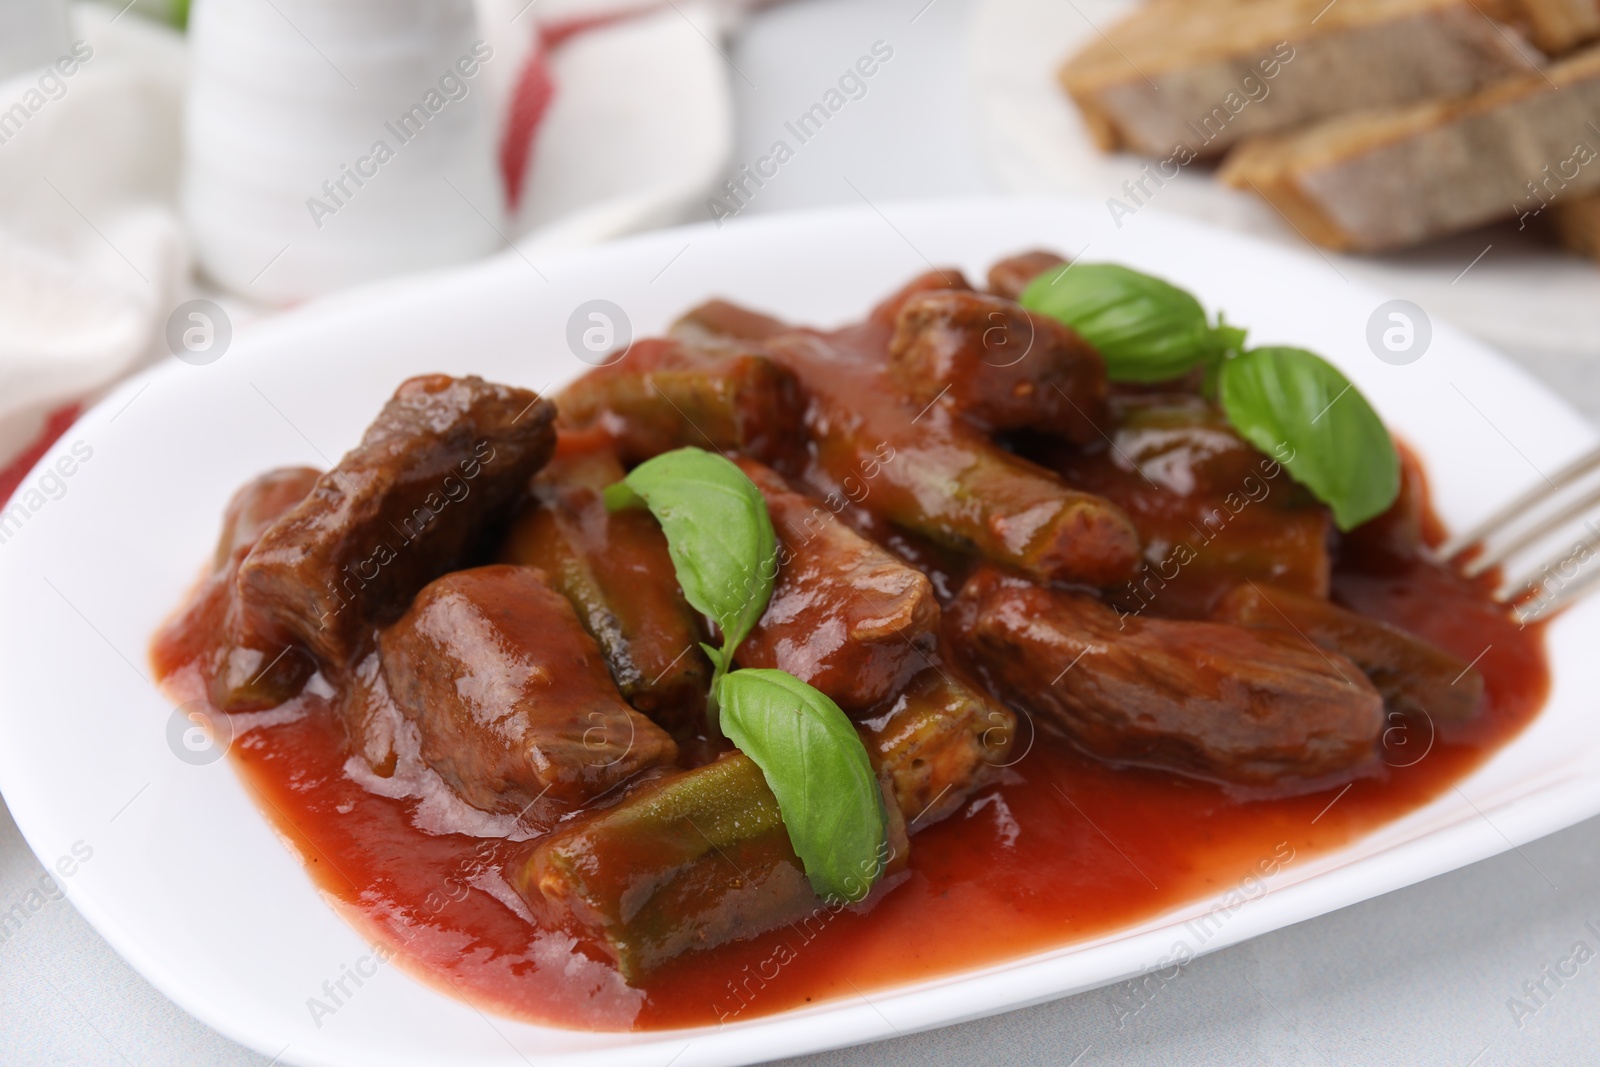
xmin=151 ymin=448 xmax=1548 ymax=1032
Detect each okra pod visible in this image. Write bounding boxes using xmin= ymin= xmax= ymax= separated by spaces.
xmin=1212 ymin=582 xmax=1484 ymax=724
xmin=517 ymin=752 xmax=907 ymax=979
xmin=557 ymin=338 xmax=801 ymax=463
xmin=864 ymin=664 xmax=1016 ymax=829
xmin=954 ymin=565 xmax=1384 ymax=786
xmin=513 ymin=663 xmax=1004 ymax=976
xmin=768 ymin=330 xmax=1140 ymax=587
xmin=499 ymin=437 xmax=711 ymax=732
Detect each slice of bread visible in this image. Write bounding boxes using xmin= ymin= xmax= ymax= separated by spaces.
xmin=1218 ymin=45 xmax=1600 ymax=250
xmin=1504 ymin=0 xmax=1600 ymax=55
xmin=1553 ymin=194 xmax=1600 ymax=258
xmin=1059 ymin=0 xmax=1537 ymax=159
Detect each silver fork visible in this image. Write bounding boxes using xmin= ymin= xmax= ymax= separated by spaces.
xmin=1436 ymin=444 xmax=1600 ymax=624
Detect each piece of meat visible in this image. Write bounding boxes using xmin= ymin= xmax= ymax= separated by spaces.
xmin=556 ymin=338 xmax=802 ymax=464
xmin=378 ymin=565 xmax=677 ymax=814
xmin=866 ymin=267 xmax=974 ymax=330
xmin=951 ymin=566 xmax=1384 ymax=786
xmin=1219 ymin=47 xmax=1600 ymax=251
xmin=237 ymin=375 xmax=556 ymax=667
xmin=987 ymin=250 xmax=1067 ymax=301
xmin=1060 ymin=0 xmax=1534 ymax=159
xmin=152 ymin=467 xmax=323 ymax=712
xmin=209 ymin=469 xmax=325 ymax=710
xmin=499 ymin=435 xmax=711 ymax=733
xmin=341 ymin=648 xmax=407 ymax=777
xmin=1212 ymin=582 xmax=1484 ymax=724
xmin=732 ymin=459 xmax=939 ymax=711
xmin=212 ymin=467 xmax=326 ymax=570
xmin=889 ymin=289 xmax=1107 ymax=442
xmin=669 ymin=299 xmax=790 ymax=351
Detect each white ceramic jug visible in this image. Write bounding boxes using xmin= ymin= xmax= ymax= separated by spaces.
xmin=0 ymin=0 xmax=71 ymax=83
xmin=182 ymin=0 xmax=503 ymax=303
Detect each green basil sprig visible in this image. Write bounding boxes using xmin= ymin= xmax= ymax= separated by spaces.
xmin=1219 ymin=347 xmax=1400 ymax=530
xmin=1021 ymin=262 xmax=1399 ymax=530
xmin=606 ymin=446 xmax=887 ymax=902
xmin=605 ymin=447 xmax=776 ymax=713
xmin=1020 ymin=263 xmax=1245 ymax=382
xmin=718 ymin=670 xmax=887 ymax=902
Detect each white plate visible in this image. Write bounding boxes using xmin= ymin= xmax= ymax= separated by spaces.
xmin=968 ymin=0 xmax=1600 ymax=358
xmin=1 ymin=198 xmax=1598 ymax=1067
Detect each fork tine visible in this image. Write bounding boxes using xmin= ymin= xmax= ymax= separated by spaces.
xmin=1435 ymin=444 xmax=1600 ymax=561
xmin=1464 ymin=479 xmax=1600 ymax=578
xmin=1514 ymin=548 xmax=1600 ymax=623
xmin=1502 ymin=518 xmax=1600 ymax=601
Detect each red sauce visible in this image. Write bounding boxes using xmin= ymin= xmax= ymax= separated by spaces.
xmin=151 ymin=454 xmax=1549 ymax=1032
xmin=150 ymin=298 xmax=1545 ymax=1029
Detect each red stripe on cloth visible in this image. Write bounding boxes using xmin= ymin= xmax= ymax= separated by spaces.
xmin=499 ymin=39 xmax=557 ymax=213
xmin=0 ymin=404 xmax=81 ymax=507
xmin=498 ymin=6 xmax=664 ymax=213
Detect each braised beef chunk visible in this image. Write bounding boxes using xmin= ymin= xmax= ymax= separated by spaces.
xmin=670 ymin=299 xmax=790 ymax=350
xmin=733 ymin=459 xmax=939 ymax=712
xmin=344 ymin=650 xmax=404 ymax=778
xmin=866 ymin=268 xmax=974 ymax=329
xmin=1212 ymin=583 xmax=1484 ymax=724
xmin=212 ymin=467 xmax=325 ymax=571
xmin=952 ymin=566 xmax=1383 ymax=786
xmin=987 ymin=250 xmax=1067 ymax=301
xmin=889 ymin=290 xmax=1107 ymax=442
xmin=238 ymin=375 xmax=556 ymax=667
xmin=378 ymin=565 xmax=677 ymax=813
xmin=189 ymin=467 xmax=322 ymax=712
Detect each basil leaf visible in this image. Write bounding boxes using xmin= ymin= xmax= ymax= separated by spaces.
xmin=1218 ymin=346 xmax=1399 ymax=531
xmin=602 ymin=480 xmax=645 ymax=511
xmin=610 ymin=447 xmax=776 ymax=658
xmin=1020 ymin=263 xmax=1227 ymax=382
xmin=718 ymin=669 xmax=888 ymax=903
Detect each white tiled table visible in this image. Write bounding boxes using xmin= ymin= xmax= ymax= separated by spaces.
xmin=6 ymin=0 xmax=1600 ymax=1062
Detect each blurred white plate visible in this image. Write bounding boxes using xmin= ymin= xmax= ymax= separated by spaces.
xmin=969 ymin=0 xmax=1600 ymax=358
xmin=2 ymin=198 xmax=1598 ymax=1067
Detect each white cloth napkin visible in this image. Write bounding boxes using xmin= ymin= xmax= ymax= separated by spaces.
xmin=0 ymin=0 xmax=760 ymax=476
xmin=0 ymin=5 xmax=186 ymax=465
